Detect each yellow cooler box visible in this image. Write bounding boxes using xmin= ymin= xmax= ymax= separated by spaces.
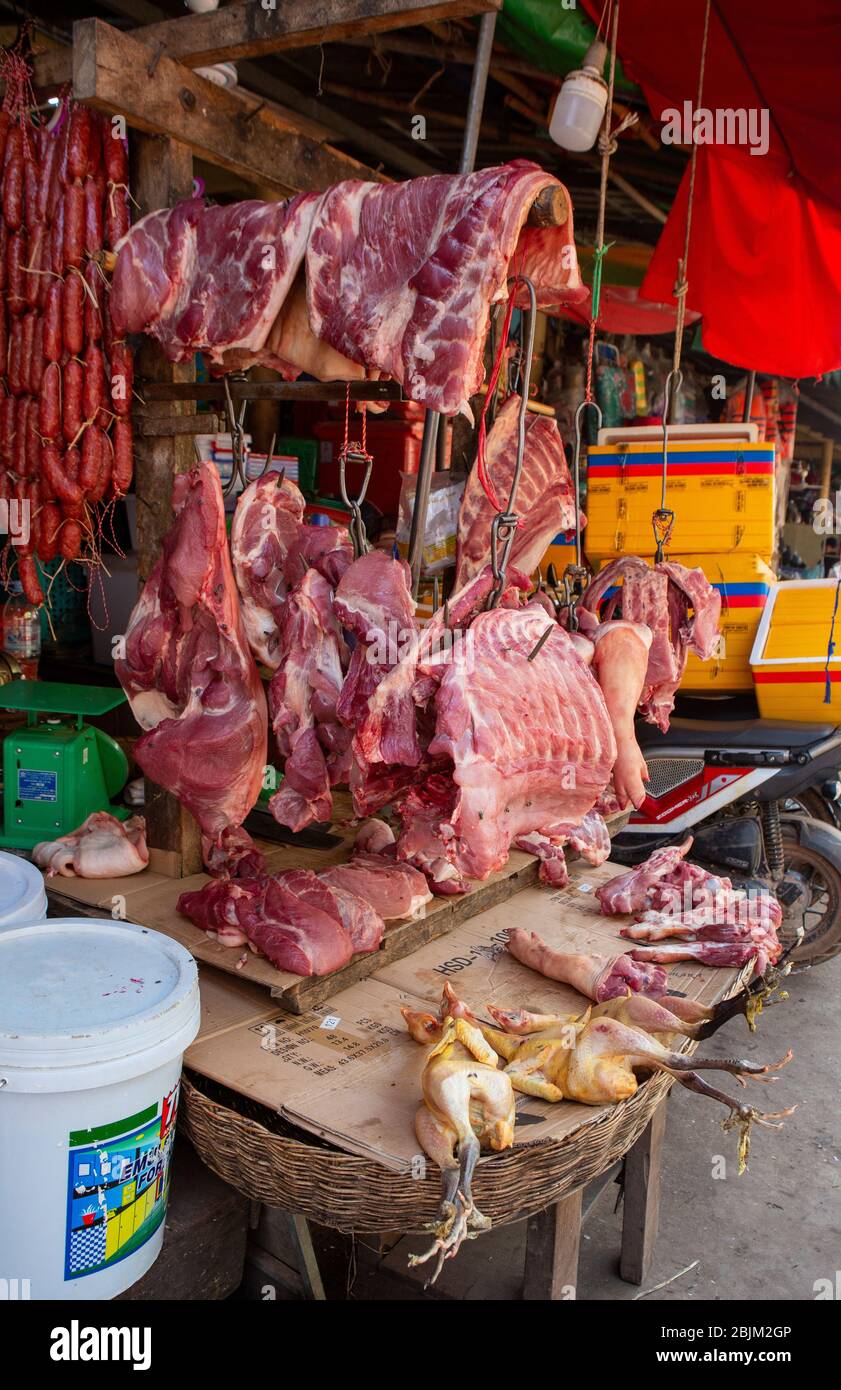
xmin=540 ymin=536 xmax=579 ymax=579
xmin=586 ymin=439 xmax=775 ymax=558
xmin=751 ymin=579 xmax=841 ymax=720
xmin=681 ymin=553 xmax=776 ymax=692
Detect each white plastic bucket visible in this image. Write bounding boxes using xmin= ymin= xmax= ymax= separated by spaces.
xmin=0 ymin=919 xmax=200 ymax=1300
xmin=0 ymin=851 xmax=47 ymax=931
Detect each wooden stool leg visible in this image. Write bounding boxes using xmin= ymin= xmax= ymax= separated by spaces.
xmin=523 ymin=1188 xmax=583 ymax=1300
xmin=287 ymin=1214 xmax=327 ymax=1301
xmin=620 ymin=1099 xmax=667 ymax=1285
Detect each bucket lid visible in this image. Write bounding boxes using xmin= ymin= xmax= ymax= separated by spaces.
xmin=0 ymin=850 xmax=46 ymax=924
xmin=0 ymin=919 xmax=199 ymax=1072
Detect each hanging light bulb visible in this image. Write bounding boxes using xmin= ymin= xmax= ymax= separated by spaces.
xmin=549 ymin=40 xmax=609 ymax=152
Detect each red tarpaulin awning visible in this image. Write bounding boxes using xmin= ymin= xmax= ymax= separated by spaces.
xmin=581 ymin=0 xmax=841 ymax=377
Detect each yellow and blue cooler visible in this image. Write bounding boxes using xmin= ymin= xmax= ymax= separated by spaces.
xmin=585 ymin=438 xmax=776 ymax=559
xmin=679 ymin=552 xmax=776 ymax=692
xmin=751 ymin=579 xmax=841 ymax=721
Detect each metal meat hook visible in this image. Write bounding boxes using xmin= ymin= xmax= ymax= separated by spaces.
xmin=222 ymin=373 xmax=249 ymax=498
xmin=561 ymin=397 xmax=599 ymax=630
xmin=339 ymin=443 xmax=373 ymax=559
xmin=486 ymin=273 xmax=537 ymax=610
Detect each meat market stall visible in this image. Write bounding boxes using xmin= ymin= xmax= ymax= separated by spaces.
xmin=0 ymin=0 xmax=806 ymax=1306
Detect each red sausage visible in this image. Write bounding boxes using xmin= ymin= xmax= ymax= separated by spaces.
xmin=42 ymin=441 xmax=83 ymax=505
xmin=24 ymin=397 xmax=41 ymax=478
xmin=28 ymin=317 xmax=44 ymax=395
xmin=63 ymin=358 xmax=84 ymax=444
xmin=84 ymin=260 xmax=102 ymax=342
xmin=111 ymin=417 xmax=133 ymax=496
xmin=2 ymin=126 xmax=23 ymax=230
xmin=60 ymin=518 xmax=83 ymax=561
xmin=38 ymin=501 xmax=61 ymax=561
xmin=80 ymin=425 xmax=103 ymax=493
xmin=6 ymin=232 xmax=27 ymax=316
xmin=0 ymin=300 xmax=6 ymax=371
xmin=0 ymin=221 xmax=7 ymax=291
xmin=0 ymin=395 xmax=16 ymax=464
xmin=0 ymin=112 xmax=10 ymax=171
xmin=7 ymin=318 xmax=24 ymax=396
xmin=109 ymin=341 xmax=133 ymax=415
xmin=64 ymin=446 xmax=81 ymax=489
xmin=103 ymin=124 xmax=128 ymax=185
xmin=23 ymin=222 xmax=46 ymax=310
xmin=83 ymin=176 xmax=104 ymax=257
xmin=18 ymin=553 xmax=43 ymax=606
xmin=24 ymin=158 xmax=41 ymax=233
xmin=63 ymin=272 xmax=84 ymax=357
xmin=50 ymin=198 xmax=65 ymax=277
xmin=67 ymin=107 xmax=94 ymax=183
xmin=89 ymin=429 xmax=112 ymax=503
xmin=20 ymin=313 xmax=37 ymax=395
xmin=82 ymin=343 xmax=105 ymax=421
xmin=44 ymin=279 xmax=63 ymax=362
xmin=105 ymin=186 xmax=130 ymax=251
xmin=12 ymin=397 xmax=30 ymax=478
xmin=38 ymin=361 xmax=62 ymax=441
xmin=36 ymin=129 xmax=60 ymax=223
xmin=63 ymin=182 xmax=85 ymax=270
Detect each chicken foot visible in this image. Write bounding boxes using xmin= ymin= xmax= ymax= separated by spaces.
xmin=674 ymin=1069 xmax=796 ymax=1174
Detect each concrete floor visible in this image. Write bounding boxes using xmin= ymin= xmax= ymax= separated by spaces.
xmin=347 ymin=952 xmax=841 ymax=1301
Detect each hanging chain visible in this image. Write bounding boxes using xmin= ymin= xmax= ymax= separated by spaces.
xmin=486 ymin=274 xmax=537 ymax=609
xmin=338 ymin=383 xmax=373 ymax=558
xmin=222 ymin=373 xmax=248 ymax=497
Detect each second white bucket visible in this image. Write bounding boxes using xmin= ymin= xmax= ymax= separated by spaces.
xmin=0 ymin=850 xmax=47 ymax=930
xmin=0 ymin=919 xmax=200 ymax=1300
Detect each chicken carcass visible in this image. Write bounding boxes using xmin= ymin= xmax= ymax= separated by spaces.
xmin=402 ymin=999 xmax=515 ymax=1284
xmin=580 ymin=557 xmax=721 ymax=732
xmin=33 ymin=813 xmax=148 ymax=878
xmin=507 ymin=928 xmax=667 ymax=1000
xmin=267 ymin=570 xmax=350 ymax=831
xmin=115 ymin=463 xmax=268 ymax=876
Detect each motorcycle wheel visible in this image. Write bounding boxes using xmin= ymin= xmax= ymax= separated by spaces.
xmin=781 ymin=788 xmax=839 ymax=827
xmin=779 ymin=818 xmax=841 ymax=965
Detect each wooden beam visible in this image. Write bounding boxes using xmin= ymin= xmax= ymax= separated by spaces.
xmin=71 ymin=19 xmax=383 ymax=195
xmin=132 ymin=132 xmax=203 ymax=879
xmin=108 ymin=0 xmax=503 ymax=71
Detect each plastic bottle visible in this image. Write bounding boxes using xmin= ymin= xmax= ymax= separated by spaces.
xmin=3 ymin=581 xmax=41 ymax=680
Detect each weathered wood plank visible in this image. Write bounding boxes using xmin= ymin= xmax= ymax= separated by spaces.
xmin=99 ymin=0 xmax=503 ymax=72
xmin=71 ymin=19 xmax=383 ymax=195
xmin=619 ymin=1100 xmax=668 ymax=1285
xmin=132 ymin=132 xmax=204 ymax=878
xmin=523 ymin=1189 xmax=583 ymax=1301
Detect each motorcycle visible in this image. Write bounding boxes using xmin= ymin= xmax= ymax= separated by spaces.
xmin=610 ymin=715 xmax=841 ymax=967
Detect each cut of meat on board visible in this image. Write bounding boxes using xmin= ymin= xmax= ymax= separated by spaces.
xmin=177 ymin=875 xmax=356 ymax=976
xmin=514 ymin=809 xmax=611 ymax=887
xmin=32 ymin=813 xmax=148 ymax=878
xmin=111 ymin=195 xmax=320 ymax=375
xmin=231 ymin=471 xmax=353 ymax=669
xmin=596 ymin=838 xmax=694 ymax=915
xmin=115 ymin=462 xmax=268 ymax=875
xmin=506 ymin=929 xmax=668 ymax=1002
xmin=321 ymin=854 xmax=432 ymax=921
xmin=394 ymin=605 xmax=617 ymax=882
xmin=580 ymin=557 xmax=721 ymax=732
xmin=306 ymin=161 xmax=584 ymax=417
xmin=454 ymin=394 xmax=581 ymax=588
xmin=273 ymin=868 xmax=384 ymax=954
xmin=268 ymin=569 xmax=351 ymax=832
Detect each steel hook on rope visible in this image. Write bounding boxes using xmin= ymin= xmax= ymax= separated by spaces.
xmin=221 ymin=373 xmax=249 ymax=498
xmin=559 ymin=397 xmax=600 ymax=631
xmin=653 ymin=367 xmax=683 ymax=562
xmin=339 ymin=441 xmax=373 ymax=559
xmin=485 ymin=272 xmax=537 ymax=610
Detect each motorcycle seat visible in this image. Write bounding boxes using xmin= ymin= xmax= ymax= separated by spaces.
xmin=636 ymin=718 xmax=840 ymax=753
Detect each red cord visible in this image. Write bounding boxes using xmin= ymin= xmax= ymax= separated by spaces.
xmin=342 ymin=382 xmax=350 ymax=456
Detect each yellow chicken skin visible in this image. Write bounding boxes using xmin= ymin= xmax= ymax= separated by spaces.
xmin=402 ymin=1004 xmax=515 ymax=1285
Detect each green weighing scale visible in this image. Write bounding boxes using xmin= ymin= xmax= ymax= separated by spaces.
xmin=0 ymin=681 xmax=130 ymax=849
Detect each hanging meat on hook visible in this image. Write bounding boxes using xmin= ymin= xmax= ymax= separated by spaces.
xmin=115 ymin=462 xmax=268 ymax=877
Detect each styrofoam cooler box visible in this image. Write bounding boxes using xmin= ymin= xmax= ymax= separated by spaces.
xmin=585 ymin=438 xmax=776 ymax=558
xmin=751 ymin=579 xmax=841 ymax=721
xmin=0 ymin=920 xmax=200 ymax=1300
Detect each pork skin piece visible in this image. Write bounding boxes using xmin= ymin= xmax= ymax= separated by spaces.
xmin=507 ymin=929 xmax=667 ymax=1001
xmin=591 ymin=619 xmax=652 ymax=809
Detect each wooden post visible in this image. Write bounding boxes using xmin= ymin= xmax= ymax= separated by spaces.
xmin=619 ymin=1099 xmax=667 ymax=1285
xmin=523 ymin=1188 xmax=582 ymax=1300
xmin=131 ymin=133 xmax=203 ymax=878
xmin=820 ymin=437 xmax=834 ymax=501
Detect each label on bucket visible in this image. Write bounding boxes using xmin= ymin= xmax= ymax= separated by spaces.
xmin=64 ymin=1082 xmax=180 ymax=1282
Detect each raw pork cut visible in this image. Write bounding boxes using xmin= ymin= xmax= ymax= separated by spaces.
xmin=306 ymin=161 xmax=584 ymax=416
xmin=274 ymin=868 xmax=384 ymax=953
xmin=590 ymin=620 xmax=652 ymax=808
xmin=396 ymin=606 xmax=616 ymax=881
xmin=231 ymin=471 xmax=353 ymax=669
xmin=581 ymin=557 xmax=721 ymax=731
xmin=111 ymin=195 xmax=321 ymax=374
xmin=116 ymin=463 xmax=268 ymax=874
xmin=177 ymin=875 xmax=355 ymax=976
xmin=334 ymin=551 xmax=418 ymax=744
xmin=506 ymin=930 xmax=668 ymax=1001
xmin=320 ymin=855 xmax=432 ymax=921
xmin=596 ymin=838 xmax=694 ymax=915
xmin=454 ymin=394 xmax=580 ymax=587
xmin=268 ymin=569 xmax=350 ymax=831
xmin=514 ymin=810 xmax=611 ymax=887
xmin=33 ymin=813 xmax=148 ymax=878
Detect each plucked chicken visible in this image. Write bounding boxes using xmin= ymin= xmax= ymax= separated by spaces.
xmin=33 ymin=813 xmax=149 ymax=878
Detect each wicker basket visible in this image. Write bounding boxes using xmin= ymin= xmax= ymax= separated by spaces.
xmin=181 ymin=1069 xmax=674 ymax=1233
